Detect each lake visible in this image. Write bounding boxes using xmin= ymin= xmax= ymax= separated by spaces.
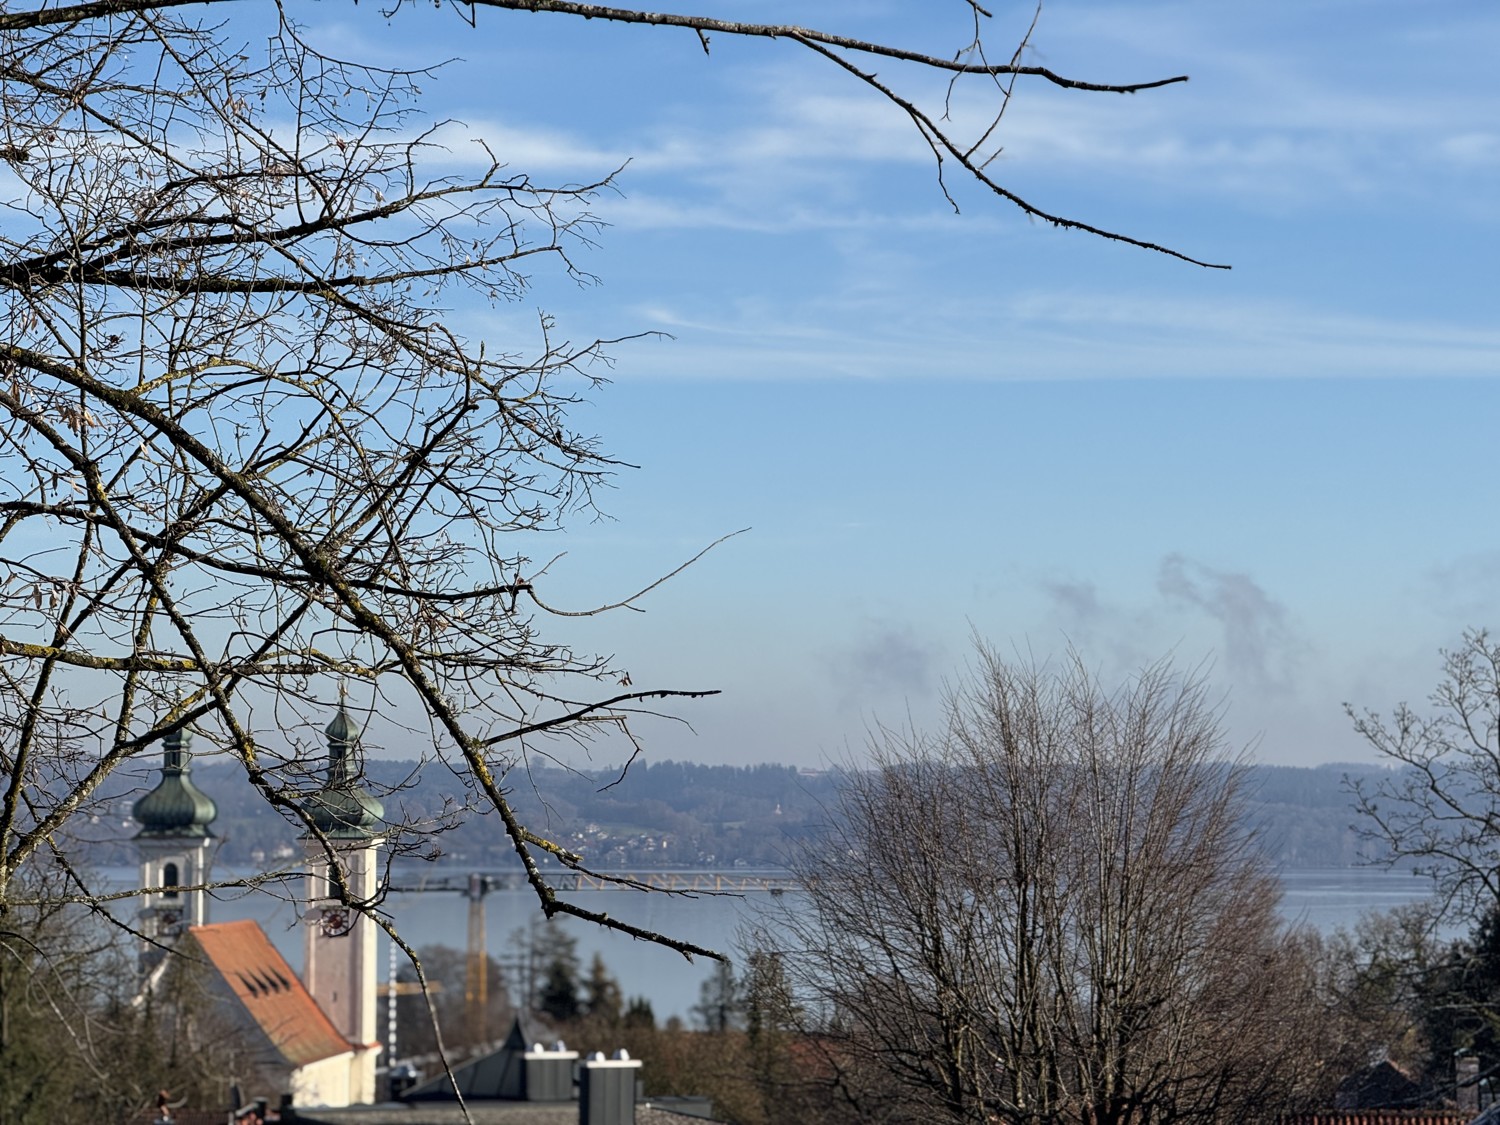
xmin=184 ymin=864 xmax=1441 ymax=1026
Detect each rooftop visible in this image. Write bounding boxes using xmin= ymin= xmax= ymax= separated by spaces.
xmin=190 ymin=920 xmax=353 ymax=1067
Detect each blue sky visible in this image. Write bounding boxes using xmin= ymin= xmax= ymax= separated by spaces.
xmin=303 ymin=1 xmax=1500 ymax=768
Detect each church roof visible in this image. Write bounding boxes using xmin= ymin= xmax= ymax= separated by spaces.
xmin=303 ymin=706 xmax=384 ymax=840
xmin=189 ymin=920 xmax=353 ymax=1067
xmin=133 ymin=726 xmax=217 ymax=838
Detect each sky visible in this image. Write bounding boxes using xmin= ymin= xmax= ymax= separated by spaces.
xmin=294 ymin=0 xmax=1500 ymax=770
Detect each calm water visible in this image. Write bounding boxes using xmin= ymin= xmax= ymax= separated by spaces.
xmin=174 ymin=865 xmax=1441 ymax=1023
xmin=1278 ymin=867 xmax=1438 ymax=932
xmin=218 ymin=875 xmax=767 ymax=1023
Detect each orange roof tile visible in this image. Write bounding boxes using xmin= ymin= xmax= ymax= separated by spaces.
xmin=190 ymin=920 xmax=352 ymax=1066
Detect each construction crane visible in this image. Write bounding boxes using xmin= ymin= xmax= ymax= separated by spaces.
xmin=463 ymin=872 xmax=500 ymax=1045
xmin=384 ymin=867 xmax=794 ymax=1047
xmin=384 ymin=871 xmax=500 ymax=1049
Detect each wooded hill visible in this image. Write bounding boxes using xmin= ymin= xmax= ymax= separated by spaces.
xmin=84 ymin=758 xmax=1399 ymax=873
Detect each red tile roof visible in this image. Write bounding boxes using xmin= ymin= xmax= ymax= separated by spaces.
xmin=190 ymin=921 xmax=352 ymax=1066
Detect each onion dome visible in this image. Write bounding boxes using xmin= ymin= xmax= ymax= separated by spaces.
xmin=133 ymin=726 xmax=217 ymax=839
xmin=302 ymin=706 xmax=384 ymax=840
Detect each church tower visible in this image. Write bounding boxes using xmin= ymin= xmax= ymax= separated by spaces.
xmin=133 ymin=724 xmax=217 ymax=975
xmin=302 ymin=706 xmax=385 ymax=1105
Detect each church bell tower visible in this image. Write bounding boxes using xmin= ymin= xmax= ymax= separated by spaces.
xmin=302 ymin=705 xmax=385 ymax=1104
xmin=133 ymin=724 xmax=217 ymax=975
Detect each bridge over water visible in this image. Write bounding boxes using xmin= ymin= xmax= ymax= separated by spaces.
xmin=386 ymin=869 xmax=797 ymax=897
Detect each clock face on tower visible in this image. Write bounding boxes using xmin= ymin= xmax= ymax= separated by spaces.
xmin=319 ymin=905 xmax=352 ymax=937
xmin=157 ymin=909 xmax=182 ymax=935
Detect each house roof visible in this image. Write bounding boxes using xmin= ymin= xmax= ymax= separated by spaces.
xmin=402 ymin=1017 xmax=540 ymax=1102
xmin=1335 ymin=1059 xmax=1428 ymax=1111
xmin=190 ymin=920 xmax=353 ymax=1066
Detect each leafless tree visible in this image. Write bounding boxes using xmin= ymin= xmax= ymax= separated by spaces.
xmin=395 ymin=942 xmax=513 ymax=1059
xmin=0 ymin=863 xmax=252 ymax=1124
xmin=1311 ymin=901 xmax=1451 ymax=1090
xmin=0 ymin=0 xmax=1221 ymax=965
xmin=1348 ymin=629 xmax=1500 ymax=921
xmin=755 ymin=646 xmax=1326 ymax=1125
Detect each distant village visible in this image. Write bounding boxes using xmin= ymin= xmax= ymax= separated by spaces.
xmin=88 ymin=755 xmax=1398 ymax=876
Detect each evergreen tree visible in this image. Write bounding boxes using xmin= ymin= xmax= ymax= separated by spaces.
xmin=1406 ymin=904 xmax=1500 ymax=1092
xmin=623 ymin=996 xmax=656 ymax=1030
xmin=538 ymin=928 xmax=582 ymax=1023
xmin=583 ymin=954 xmax=623 ymax=1026
xmin=745 ymin=950 xmax=799 ymax=1043
xmin=743 ymin=951 xmax=809 ymax=1122
xmin=692 ymin=961 xmax=742 ymax=1033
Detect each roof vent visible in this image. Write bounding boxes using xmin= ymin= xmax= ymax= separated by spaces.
xmin=580 ymin=1049 xmax=643 ymax=1125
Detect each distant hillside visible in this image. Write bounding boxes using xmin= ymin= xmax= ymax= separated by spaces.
xmin=1241 ymin=762 xmax=1398 ymax=868
xmin=86 ymin=758 xmax=1396 ymax=872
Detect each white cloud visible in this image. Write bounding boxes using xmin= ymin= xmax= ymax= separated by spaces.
xmin=612 ymin=286 xmax=1500 ymax=383
xmin=423 ymin=118 xmax=630 ymax=175
xmin=280 ymin=3 xmax=1500 ymax=228
xmin=1438 ymin=133 xmax=1500 ymax=168
xmin=932 ymin=3 xmax=1500 ymax=208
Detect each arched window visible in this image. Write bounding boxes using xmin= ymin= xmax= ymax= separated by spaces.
xmin=162 ymin=861 xmax=180 ymax=899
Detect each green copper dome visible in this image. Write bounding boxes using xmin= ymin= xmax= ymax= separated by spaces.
xmin=133 ymin=727 xmax=217 ymax=839
xmin=302 ymin=706 xmax=384 ymax=840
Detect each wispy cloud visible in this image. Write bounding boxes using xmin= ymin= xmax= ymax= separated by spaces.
xmin=1040 ymin=578 xmax=1163 ymax=676
xmin=1026 ymin=558 xmax=1348 ymax=762
xmin=423 ymin=118 xmax=630 ymax=175
xmin=1156 ymin=554 xmax=1305 ymax=695
xmin=310 ymin=2 xmax=1500 ymax=230
xmin=951 ymin=3 xmax=1500 ymax=208
xmin=612 ymin=287 xmax=1500 ymax=383
xmin=827 ymin=618 xmax=946 ymax=712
